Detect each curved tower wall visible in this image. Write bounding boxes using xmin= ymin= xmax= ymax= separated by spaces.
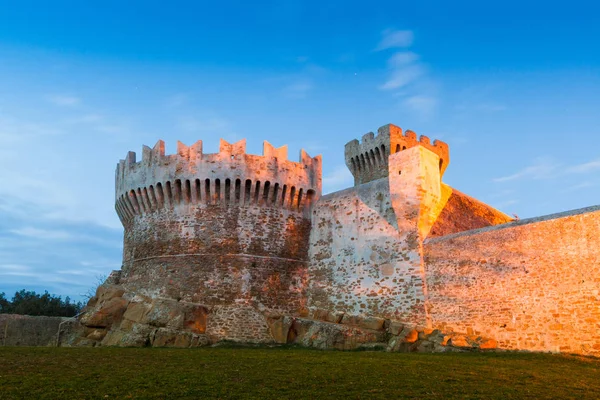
xmin=114 ymin=138 xmax=321 ymax=318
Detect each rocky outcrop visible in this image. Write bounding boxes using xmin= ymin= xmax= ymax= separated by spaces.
xmin=68 ymin=284 xmax=497 ymax=353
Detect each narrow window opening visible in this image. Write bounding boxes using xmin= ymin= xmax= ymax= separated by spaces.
xmin=184 ymin=180 xmax=191 ymax=204
xmin=370 ymin=150 xmax=377 ymax=167
xmin=215 ymin=179 xmax=221 ymax=202
xmin=165 ymin=181 xmax=173 ymax=206
xmin=195 ymin=179 xmax=201 ymax=202
xmin=439 ymin=159 xmax=443 ymax=170
xmin=149 ymin=185 xmax=157 ymax=208
xmin=174 ymin=179 xmax=182 ymax=204
xmin=297 ymin=188 xmax=304 ymax=210
xmin=281 ymin=185 xmax=288 ymax=206
xmin=263 ymin=181 xmax=271 ymax=205
xmin=235 ymin=179 xmax=241 ymax=203
xmin=374 ymin=148 xmax=382 ymax=166
xmin=205 ymin=179 xmax=211 ymax=204
xmin=272 ymin=183 xmax=279 ymax=204
xmin=156 ymin=183 xmax=165 ymax=207
xmin=381 ymin=145 xmax=386 ymax=162
xmin=395 ymin=144 xmax=401 ymax=153
xmin=136 ymin=188 xmax=147 ymax=212
xmin=289 ymin=186 xmax=296 ymax=208
xmin=254 ymin=181 xmax=261 ymax=204
xmin=143 ymin=187 xmax=153 ymax=210
xmin=245 ymin=179 xmax=252 ymax=205
xmin=129 ymin=190 xmax=140 ymax=213
xmin=225 ymin=179 xmax=231 ymax=203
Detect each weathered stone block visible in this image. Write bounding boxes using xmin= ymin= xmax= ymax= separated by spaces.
xmin=266 ymin=316 xmax=293 ymax=344
xmin=341 ymin=315 xmax=386 ymax=331
xmin=123 ymin=301 xmax=152 ymax=324
xmin=80 ymin=297 xmax=128 ymax=328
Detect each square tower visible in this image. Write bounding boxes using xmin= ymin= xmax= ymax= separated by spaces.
xmin=344 ymin=123 xmax=450 ymax=186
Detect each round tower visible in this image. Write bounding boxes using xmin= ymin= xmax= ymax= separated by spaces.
xmin=114 ymin=138 xmax=321 ymax=340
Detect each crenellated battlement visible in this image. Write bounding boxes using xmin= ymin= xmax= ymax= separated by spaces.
xmin=115 ymin=138 xmax=322 ymax=224
xmin=344 ymin=123 xmax=450 ymax=185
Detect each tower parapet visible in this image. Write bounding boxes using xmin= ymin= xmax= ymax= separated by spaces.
xmin=344 ymin=123 xmax=449 ymax=186
xmin=115 ymin=138 xmax=322 ymax=224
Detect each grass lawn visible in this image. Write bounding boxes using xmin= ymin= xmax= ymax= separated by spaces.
xmin=0 ymin=347 xmax=599 ymax=399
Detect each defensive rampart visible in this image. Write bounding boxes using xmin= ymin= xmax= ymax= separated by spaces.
xmin=424 ymin=205 xmax=600 ymax=356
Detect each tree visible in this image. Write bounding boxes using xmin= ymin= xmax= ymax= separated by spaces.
xmin=2 ymin=290 xmax=82 ymax=317
xmin=0 ymin=292 xmax=10 ymax=313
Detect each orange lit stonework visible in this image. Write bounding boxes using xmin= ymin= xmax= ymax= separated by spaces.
xmin=75 ymin=124 xmax=599 ymax=356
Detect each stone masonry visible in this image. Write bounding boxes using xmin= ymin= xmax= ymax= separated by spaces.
xmin=71 ymin=123 xmax=599 ymax=357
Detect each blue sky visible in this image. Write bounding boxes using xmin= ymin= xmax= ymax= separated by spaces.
xmin=1 ymin=0 xmax=599 ymax=300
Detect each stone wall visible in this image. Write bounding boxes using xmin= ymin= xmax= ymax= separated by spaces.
xmin=121 ymin=205 xmax=310 ymax=316
xmin=307 ymin=178 xmax=425 ymax=324
xmin=0 ymin=314 xmax=68 ymax=346
xmin=424 ymin=205 xmax=600 ymax=356
xmin=308 ymin=147 xmax=444 ymax=325
xmin=107 ymin=138 xmax=322 ymax=343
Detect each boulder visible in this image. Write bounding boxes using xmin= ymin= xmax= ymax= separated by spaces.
xmin=145 ymin=298 xmax=183 ymax=328
xmin=151 ymin=328 xmax=209 ymax=348
xmin=123 ymin=301 xmax=152 ymax=324
xmin=341 ymin=315 xmax=386 ymax=331
xmin=288 ymin=318 xmax=385 ymax=350
xmin=266 ymin=316 xmax=294 ymax=343
xmin=80 ymin=297 xmax=128 ymax=328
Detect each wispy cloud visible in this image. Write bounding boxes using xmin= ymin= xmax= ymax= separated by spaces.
xmin=283 ymin=81 xmax=313 ymax=99
xmin=495 ymin=157 xmax=600 ymax=183
xmin=566 ymin=159 xmax=600 ymax=174
xmin=10 ymin=227 xmax=72 ymax=240
xmin=493 ymin=157 xmax=557 ymax=182
xmin=380 ymin=52 xmax=424 ymax=91
xmin=46 ymin=94 xmax=81 ymax=107
xmin=375 ymin=29 xmax=438 ymax=119
xmin=375 ymin=29 xmax=414 ymax=51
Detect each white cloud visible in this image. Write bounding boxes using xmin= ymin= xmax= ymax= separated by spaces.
xmin=380 ymin=51 xmax=424 ymax=91
xmin=494 ymin=157 xmax=600 ymax=183
xmin=493 ymin=158 xmax=557 ymax=182
xmin=388 ymin=51 xmax=419 ymax=66
xmin=566 ymin=159 xmax=600 ymax=174
xmin=375 ymin=29 xmax=414 ymax=51
xmin=9 ymin=227 xmax=72 ymax=240
xmin=46 ymin=95 xmax=81 ymax=107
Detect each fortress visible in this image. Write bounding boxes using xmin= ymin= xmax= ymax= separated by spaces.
xmin=74 ymin=123 xmax=600 ymax=356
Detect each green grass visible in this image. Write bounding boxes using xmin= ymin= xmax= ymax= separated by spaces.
xmin=0 ymin=347 xmax=599 ymax=399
